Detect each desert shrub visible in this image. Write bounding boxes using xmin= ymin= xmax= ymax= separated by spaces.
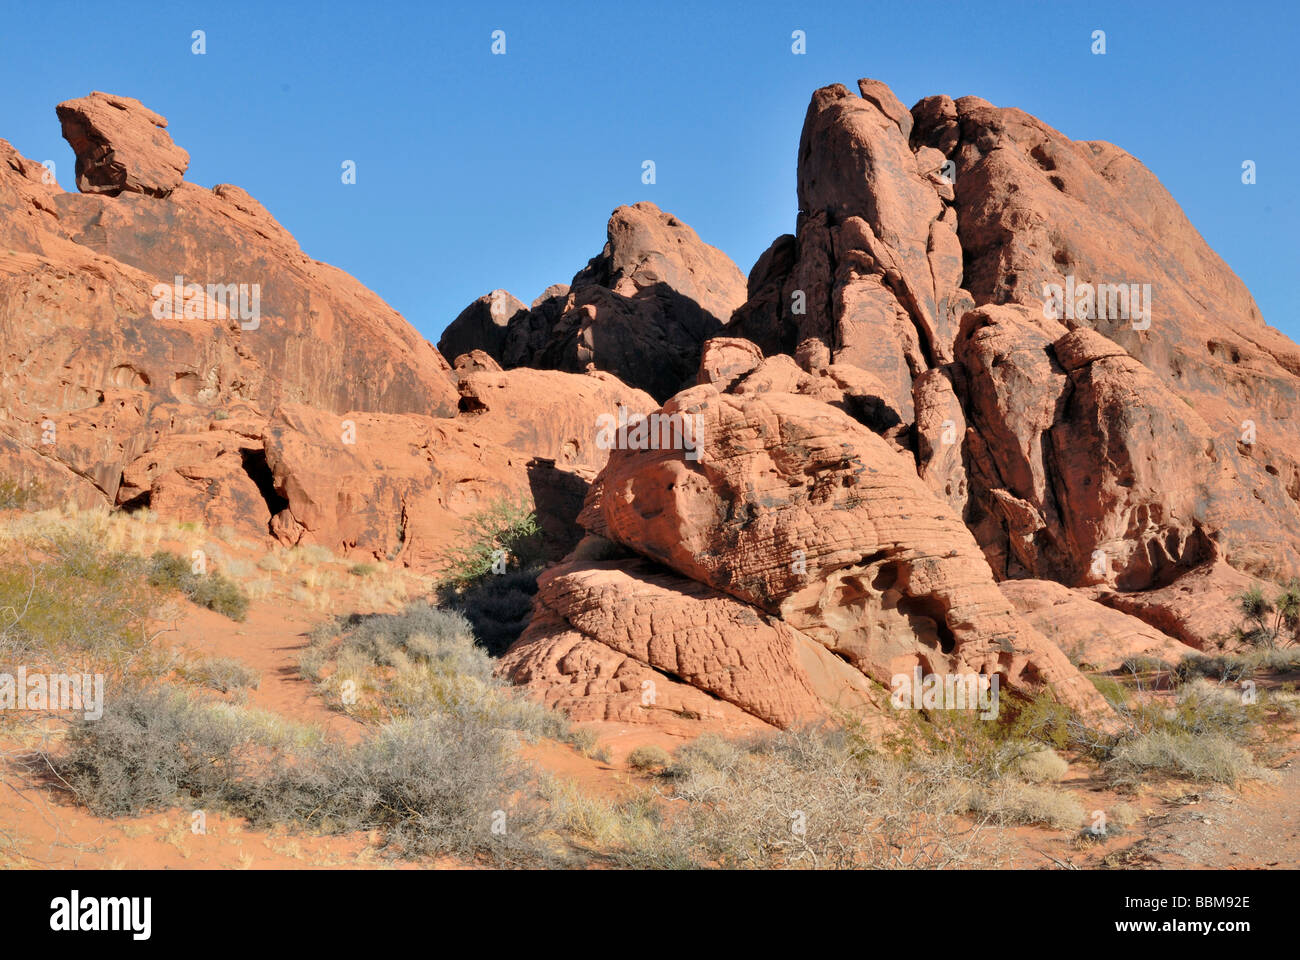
xmin=234 ymin=716 xmax=550 ymax=863
xmin=439 ymin=497 xmax=543 ymax=590
xmin=626 ymin=725 xmax=1003 ymax=869
xmin=1008 ymin=746 xmax=1070 ymax=783
xmin=1174 ymin=653 xmax=1254 ymax=684
xmin=188 ymin=572 xmax=249 ymax=620
xmin=434 ymin=499 xmax=545 ymax=656
xmin=147 ymin=551 xmax=249 ymax=621
xmin=348 ymin=563 xmax=376 ymax=577
xmin=566 ymin=725 xmax=612 ymax=761
xmin=627 ymin=744 xmax=672 ymax=771
xmin=179 ymin=656 xmax=261 ymax=693
xmin=0 ymin=537 xmax=159 ymax=670
xmin=1178 ymin=648 xmax=1300 ymax=686
xmin=301 ymin=601 xmax=571 ymax=740
xmin=1104 ymin=730 xmax=1259 ymax=787
xmin=48 ymin=685 xmax=552 ymax=865
xmin=50 ymin=686 xmax=263 ymax=816
xmin=540 ymin=775 xmax=661 ymax=852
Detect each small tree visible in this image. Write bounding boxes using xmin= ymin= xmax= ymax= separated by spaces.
xmin=439 ymin=497 xmax=544 ymax=590
xmin=1235 ymin=581 xmax=1300 ymax=648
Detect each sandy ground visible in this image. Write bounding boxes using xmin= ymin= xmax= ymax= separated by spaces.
xmin=2 ymin=587 xmax=1297 ymax=870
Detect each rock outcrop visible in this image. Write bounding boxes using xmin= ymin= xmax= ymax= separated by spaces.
xmin=442 ymin=202 xmax=747 ymax=401
xmin=0 ymin=93 xmax=651 ymax=571
xmin=2 ymin=101 xmax=464 ymax=528
xmin=725 ymin=75 xmax=1300 ymax=651
xmin=999 ymin=579 xmax=1200 ymax=671
xmin=438 ymin=290 xmax=528 ymax=368
xmin=8 ymin=77 xmax=1298 ymax=743
xmin=501 ymin=340 xmax=1112 ymax=729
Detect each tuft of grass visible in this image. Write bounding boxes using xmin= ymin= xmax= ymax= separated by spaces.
xmin=178 ymin=656 xmax=261 ymax=693
xmin=1008 ymin=746 xmax=1070 ymax=783
xmin=968 ymin=780 xmax=1084 ymax=830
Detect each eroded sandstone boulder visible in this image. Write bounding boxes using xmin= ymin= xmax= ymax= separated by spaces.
xmin=437 ymin=290 xmax=528 ymax=366
xmin=56 ymin=92 xmax=190 ymax=197
xmin=501 ymin=555 xmax=885 ymax=730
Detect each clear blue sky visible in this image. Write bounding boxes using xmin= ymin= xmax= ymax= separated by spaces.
xmin=2 ymin=0 xmax=1295 ymax=344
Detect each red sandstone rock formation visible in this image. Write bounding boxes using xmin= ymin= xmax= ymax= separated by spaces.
xmin=56 ymin=92 xmax=190 ymax=198
xmin=501 ymin=339 xmax=1112 ymax=728
xmin=728 ymin=76 xmax=1300 ymax=649
xmin=442 ymin=201 xmax=748 ymax=401
xmin=7 ymin=78 xmax=1297 ymax=738
xmin=0 ymin=94 xmax=650 ymax=568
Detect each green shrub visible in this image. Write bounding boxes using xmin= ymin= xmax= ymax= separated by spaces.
xmin=1089 ymin=674 xmax=1129 ymax=706
xmin=147 ymin=551 xmax=249 ymax=621
xmin=439 ymin=498 xmax=544 ymax=590
xmin=0 ymin=536 xmax=159 ymax=670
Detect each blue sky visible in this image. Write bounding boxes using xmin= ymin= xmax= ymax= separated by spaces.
xmin=2 ymin=0 xmax=1295 ymax=344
